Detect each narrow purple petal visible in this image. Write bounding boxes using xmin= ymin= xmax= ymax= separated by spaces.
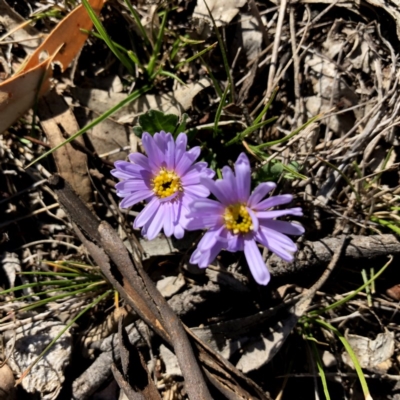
xmin=246 ymin=207 xmax=259 ymax=232
xmin=162 ymin=132 xmax=175 ymax=170
xmin=119 ymin=190 xmax=153 ymax=208
xmin=184 ymin=184 xmax=210 ymax=198
xmin=116 ymin=180 xmax=150 ymax=193
xmin=185 ymin=216 xmax=223 ymax=230
xmin=219 ymin=167 xmax=239 ymax=203
xmin=175 ymin=147 xmax=200 ymax=176
xmin=200 ymin=177 xmax=231 ymax=206
xmin=111 ymin=161 xmax=149 ymax=180
xmin=175 ymin=132 xmax=188 ymax=166
xmin=190 ymin=248 xmax=204 ymax=266
xmin=255 ymin=228 xmax=295 ymax=262
xmin=134 ymin=197 xmax=160 ymax=228
xmin=257 ymin=207 xmax=303 ymax=219
xmin=174 ymin=224 xmax=185 ymax=239
xmin=145 ymin=204 xmax=166 ymax=240
xmin=172 ymin=198 xmax=187 ymax=239
xmin=186 ymin=198 xmax=225 ymax=215
xmin=226 ymin=232 xmax=244 ymax=252
xmin=129 ymin=152 xmax=152 ymax=171
xmin=253 ymin=194 xmax=293 ymax=211
xmin=197 ymin=230 xmax=220 ymax=251
xmin=142 ymin=133 xmax=163 ymax=171
xmin=191 ymin=241 xmax=224 ymax=268
xmin=235 ymin=153 xmax=251 ymax=202
xmin=163 ymin=202 xmax=174 ymax=237
xmin=202 ymin=168 xmax=215 ymax=179
xmin=262 ymin=220 xmax=305 ymax=236
xmin=153 ymin=131 xmax=169 ymax=154
xmin=181 ymin=162 xmax=210 ymax=185
xmin=243 ymin=239 xmax=270 ymax=285
xmin=258 ymin=225 xmax=297 ymax=250
xmin=248 ymin=182 xmax=277 ymax=208
xmin=181 ymin=170 xmax=201 ymax=186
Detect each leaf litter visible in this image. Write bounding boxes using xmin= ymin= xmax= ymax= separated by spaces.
xmin=0 ymin=0 xmax=400 ymax=399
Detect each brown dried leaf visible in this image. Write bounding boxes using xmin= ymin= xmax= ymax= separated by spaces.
xmin=0 ymin=58 xmax=52 ymax=133
xmin=0 ymin=0 xmax=105 ymax=134
xmin=38 ymin=91 xmax=92 ymax=203
xmin=20 ymin=0 xmax=105 ymax=74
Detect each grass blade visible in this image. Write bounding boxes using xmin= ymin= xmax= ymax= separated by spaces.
xmin=81 ymin=0 xmax=135 ymax=74
xmin=124 ymin=0 xmax=151 ymax=48
xmin=176 ymin=42 xmax=217 ymax=69
xmin=311 ymin=256 xmax=392 ymax=315
xmin=316 ymin=319 xmax=371 ymax=400
xmin=15 ymin=289 xmax=112 ymax=385
xmin=214 ymin=83 xmax=230 ymax=138
xmin=309 ymin=339 xmax=331 ymax=400
xmin=147 ymin=9 xmax=168 ymax=77
xmin=202 ymin=0 xmax=234 ymax=103
xmin=26 ymin=84 xmax=151 ymax=168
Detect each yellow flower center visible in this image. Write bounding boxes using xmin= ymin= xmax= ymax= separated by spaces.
xmin=152 ymin=168 xmax=182 ymax=198
xmin=223 ymin=203 xmax=253 ymax=234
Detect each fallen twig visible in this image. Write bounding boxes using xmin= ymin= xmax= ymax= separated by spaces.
xmin=269 ymin=234 xmax=400 ymax=276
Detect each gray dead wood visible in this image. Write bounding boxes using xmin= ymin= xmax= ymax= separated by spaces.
xmin=237 ymin=238 xmax=348 ymax=372
xmin=269 ymin=234 xmax=400 ymax=277
xmin=111 ymin=319 xmax=161 ymax=400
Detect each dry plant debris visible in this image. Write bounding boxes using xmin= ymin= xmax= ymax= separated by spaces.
xmin=0 ymin=0 xmax=400 ymax=399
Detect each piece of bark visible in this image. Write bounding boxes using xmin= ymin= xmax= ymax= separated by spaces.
xmin=111 ymin=319 xmax=161 ymax=400
xmin=50 ymin=175 xmax=268 ymax=400
xmin=49 ymin=175 xmax=212 ymax=400
xmin=39 ymin=91 xmax=91 ymax=203
xmin=269 ymin=234 xmax=400 ymax=277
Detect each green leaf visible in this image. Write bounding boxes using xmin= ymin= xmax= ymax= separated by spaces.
xmin=283 ymin=161 xmax=302 ymax=180
xmin=254 ymin=161 xmax=284 ymax=182
xmin=133 ymin=126 xmax=143 ymax=137
xmin=133 ymin=109 xmax=179 ymax=137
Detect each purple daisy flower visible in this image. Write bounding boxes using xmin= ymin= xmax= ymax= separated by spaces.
xmin=111 ymin=131 xmax=214 ymax=240
xmin=185 ymin=153 xmax=304 ymax=285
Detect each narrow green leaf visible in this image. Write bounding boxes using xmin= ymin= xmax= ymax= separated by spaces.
xmin=16 ymin=289 xmax=112 ymax=385
xmin=147 ymin=9 xmax=168 ymax=77
xmin=26 ymin=85 xmax=151 ymax=168
xmin=316 ymin=319 xmax=371 ymax=400
xmin=311 ymin=256 xmax=392 ymax=315
xmin=176 ymin=42 xmax=217 ymax=68
xmin=225 ymin=117 xmax=278 ymax=146
xmin=214 ymin=83 xmax=230 ymax=138
xmin=124 ymin=0 xmax=151 ymax=48
xmin=310 ymin=339 xmax=332 ymax=400
xmin=202 ymin=0 xmax=233 ymax=103
xmin=157 ymin=69 xmax=186 ymax=85
xmin=174 ymin=113 xmax=188 ymax=137
xmin=254 ymin=114 xmax=320 ymax=150
xmin=81 ymin=0 xmax=135 ymax=74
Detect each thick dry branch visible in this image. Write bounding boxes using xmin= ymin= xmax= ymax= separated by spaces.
xmin=111 ymin=319 xmax=161 ymax=400
xmin=50 ymin=175 xmax=267 ymax=400
xmin=49 ymin=175 xmax=211 ymax=400
xmin=269 ymin=234 xmax=400 ymax=277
